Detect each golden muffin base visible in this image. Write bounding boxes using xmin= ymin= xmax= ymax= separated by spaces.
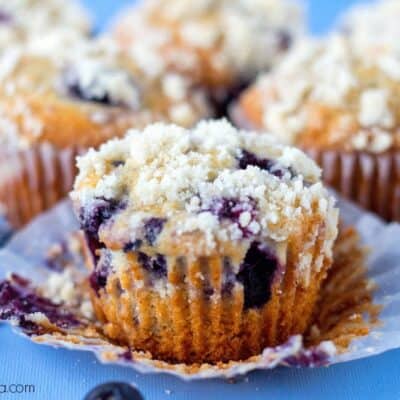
xmin=89 ymin=217 xmax=335 ymax=365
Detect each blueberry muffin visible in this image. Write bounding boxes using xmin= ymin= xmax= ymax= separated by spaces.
xmin=0 ymin=0 xmax=90 ymax=51
xmin=340 ymin=0 xmax=400 ymax=59
xmin=71 ymin=120 xmax=339 ymax=364
xmin=0 ymin=38 xmax=213 ymax=227
xmin=112 ymin=0 xmax=305 ymax=111
xmin=233 ymin=35 xmax=400 ymax=220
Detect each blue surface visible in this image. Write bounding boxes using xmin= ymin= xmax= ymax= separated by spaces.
xmin=2 ymin=1 xmax=400 ymax=399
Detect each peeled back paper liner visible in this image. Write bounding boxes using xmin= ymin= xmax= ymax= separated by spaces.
xmin=0 ymin=144 xmax=84 ymax=228
xmin=305 ymin=149 xmax=400 ymax=222
xmin=0 ymin=196 xmax=399 ymax=379
xmin=230 ymin=103 xmax=400 ymax=222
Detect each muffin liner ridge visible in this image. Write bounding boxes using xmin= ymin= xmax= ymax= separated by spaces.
xmin=304 ymin=149 xmax=400 ymax=222
xmin=0 ymin=144 xmax=84 ymax=228
xmin=0 ymin=196 xmax=399 ymax=379
xmin=88 ymin=216 xmax=335 ymax=364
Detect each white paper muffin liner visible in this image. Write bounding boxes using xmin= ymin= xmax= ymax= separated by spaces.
xmin=0 ymin=195 xmax=399 ymax=379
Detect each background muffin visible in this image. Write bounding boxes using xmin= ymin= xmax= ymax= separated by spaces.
xmin=0 ymin=38 xmax=213 ymax=227
xmin=71 ymin=120 xmax=338 ymax=364
xmin=112 ymin=0 xmax=305 ymax=112
xmin=0 ymin=0 xmax=91 ymax=51
xmin=340 ymin=0 xmax=400 ymax=58
xmin=233 ymin=35 xmax=400 ymax=220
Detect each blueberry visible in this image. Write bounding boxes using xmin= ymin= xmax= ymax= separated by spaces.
xmin=277 ymin=30 xmax=292 ymax=51
xmin=203 ymin=285 xmax=214 ymax=299
xmin=85 ymin=234 xmax=103 ymax=264
xmin=0 ymin=275 xmax=79 ymax=335
xmin=111 ymin=160 xmax=125 ymax=167
xmin=119 ymin=350 xmax=133 ymax=361
xmin=204 ymin=197 xmax=257 ymax=238
xmin=221 ymin=258 xmax=236 ymax=296
xmin=0 ymin=10 xmax=12 ymax=24
xmin=79 ymin=197 xmax=125 ymax=239
xmin=143 ymin=218 xmax=166 ymax=246
xmin=137 ymin=253 xmax=167 ymax=279
xmin=237 ymin=242 xmax=279 ymax=309
xmin=285 ymin=346 xmax=332 ymax=367
xmin=79 ymin=197 xmax=126 ymax=262
xmin=238 ymin=149 xmax=295 ymax=179
xmin=89 ymin=251 xmax=113 ymax=295
xmin=62 ymin=65 xmax=138 ymax=108
xmin=64 ymin=67 xmax=111 ymax=105
xmin=84 ymin=382 xmax=144 ymax=400
xmin=211 ymin=79 xmax=250 ymax=118
xmin=123 ymin=239 xmax=143 ymax=253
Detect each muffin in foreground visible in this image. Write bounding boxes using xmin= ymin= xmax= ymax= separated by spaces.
xmin=112 ymin=0 xmax=304 ymax=110
xmin=0 ymin=38 xmax=212 ymax=227
xmin=233 ymin=35 xmax=400 ymax=221
xmin=71 ymin=120 xmax=339 ymax=364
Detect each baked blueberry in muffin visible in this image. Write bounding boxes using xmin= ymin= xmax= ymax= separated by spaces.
xmin=71 ymin=120 xmax=338 ymax=364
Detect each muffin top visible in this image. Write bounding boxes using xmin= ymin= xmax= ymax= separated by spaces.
xmin=236 ymin=35 xmax=400 ymax=153
xmin=112 ymin=0 xmax=304 ymax=88
xmin=72 ymin=120 xmax=337 ymax=258
xmin=0 ymin=0 xmax=90 ymax=50
xmin=0 ymin=37 xmax=212 ymax=150
xmin=341 ymin=0 xmax=400 ymax=58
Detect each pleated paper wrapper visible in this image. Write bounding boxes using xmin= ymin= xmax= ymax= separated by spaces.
xmin=0 ymin=196 xmax=399 ymax=379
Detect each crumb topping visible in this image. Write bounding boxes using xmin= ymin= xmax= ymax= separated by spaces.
xmin=62 ymin=59 xmax=141 ymax=109
xmin=0 ymin=38 xmax=212 ymax=149
xmin=341 ymin=0 xmax=400 ymax=60
xmin=246 ymin=35 xmax=400 ymax=152
xmin=113 ymin=0 xmax=304 ymax=82
xmin=0 ymin=0 xmax=90 ymax=51
xmin=72 ymin=120 xmax=337 ymax=253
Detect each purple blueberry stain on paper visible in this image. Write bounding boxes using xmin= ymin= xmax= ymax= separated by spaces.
xmin=0 ymin=274 xmax=79 ymax=335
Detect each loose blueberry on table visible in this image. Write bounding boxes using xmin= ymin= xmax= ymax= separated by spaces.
xmin=83 ymin=382 xmax=144 ymax=400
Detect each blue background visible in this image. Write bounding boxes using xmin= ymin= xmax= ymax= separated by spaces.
xmin=2 ymin=1 xmax=400 ymax=399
